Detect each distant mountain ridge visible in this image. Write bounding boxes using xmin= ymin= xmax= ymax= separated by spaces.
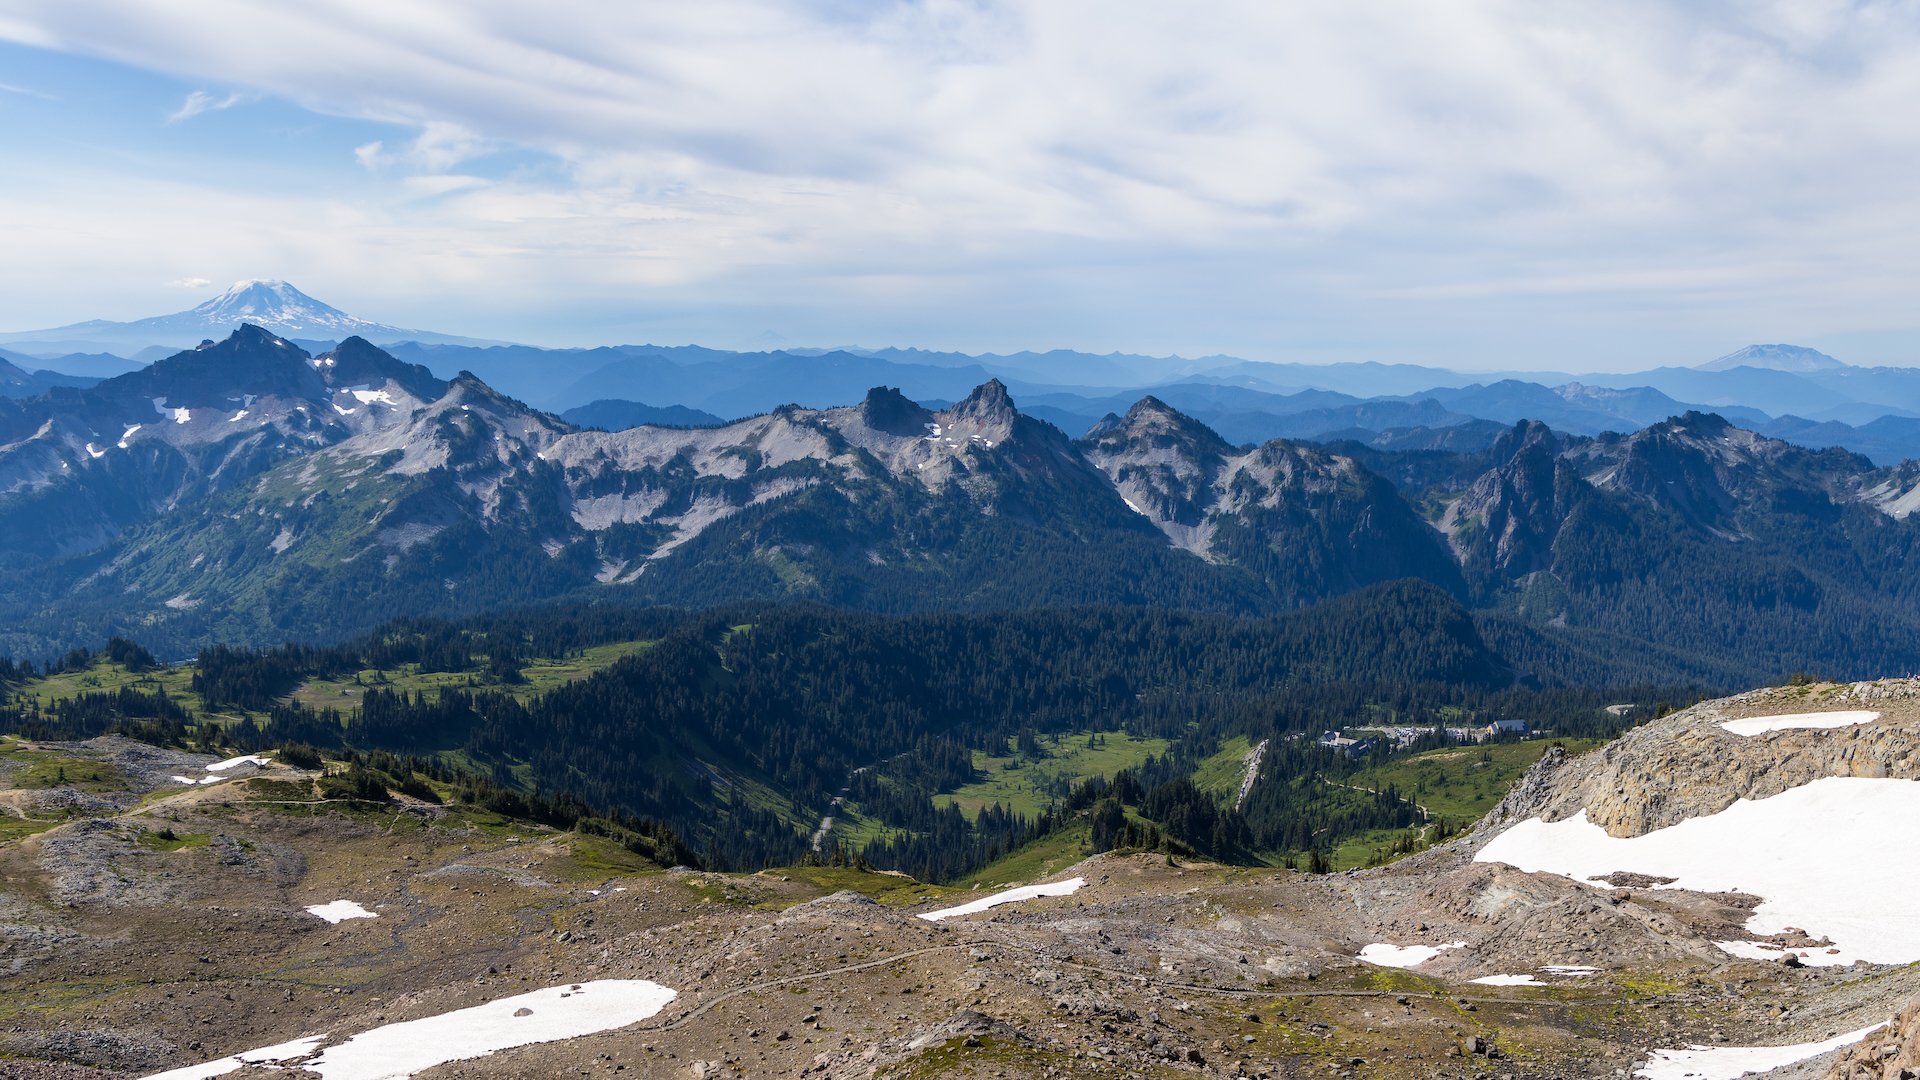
xmin=8 ymin=282 xmax=1920 ymax=465
xmin=0 ymin=325 xmax=444 ymax=563
xmin=1698 ymin=343 xmax=1848 ymax=373
xmin=0 ymin=280 xmax=502 ymax=355
xmin=3 ymin=326 xmax=1920 ymax=686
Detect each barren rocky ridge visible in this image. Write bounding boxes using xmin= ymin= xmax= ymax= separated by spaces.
xmin=3 ymin=679 xmax=1920 ymax=1077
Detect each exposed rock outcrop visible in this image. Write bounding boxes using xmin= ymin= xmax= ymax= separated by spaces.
xmin=1485 ymin=679 xmax=1920 ymax=837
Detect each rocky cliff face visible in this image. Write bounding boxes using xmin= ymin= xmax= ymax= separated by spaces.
xmin=1440 ymin=420 xmax=1571 ymax=580
xmin=1824 ymin=998 xmax=1920 ymax=1079
xmin=1483 ymin=679 xmax=1920 ymax=838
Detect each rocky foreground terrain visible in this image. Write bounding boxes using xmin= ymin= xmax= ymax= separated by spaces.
xmin=5 ymin=680 xmax=1920 ymax=1078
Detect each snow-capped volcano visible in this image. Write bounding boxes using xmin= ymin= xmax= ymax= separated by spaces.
xmin=1696 ymin=343 xmax=1848 ymax=373
xmin=0 ymin=280 xmax=504 ymax=357
xmin=184 ymin=280 xmax=378 ymax=336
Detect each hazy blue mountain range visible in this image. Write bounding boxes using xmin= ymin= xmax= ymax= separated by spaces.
xmin=560 ymin=399 xmax=728 ymax=430
xmin=0 ymin=280 xmax=500 ymax=355
xmin=0 ymin=348 xmax=97 ymax=398
xmin=10 ymin=284 xmax=1920 ymax=464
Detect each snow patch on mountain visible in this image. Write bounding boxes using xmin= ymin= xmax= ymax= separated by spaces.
xmin=1476 ymin=776 xmax=1920 ymax=967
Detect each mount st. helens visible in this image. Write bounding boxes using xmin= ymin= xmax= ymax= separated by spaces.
xmin=5 ymin=326 xmax=1920 ymax=680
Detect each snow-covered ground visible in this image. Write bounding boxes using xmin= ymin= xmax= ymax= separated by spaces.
xmin=1355 ymin=941 xmax=1466 ymax=968
xmin=918 ymin=877 xmax=1085 ymax=921
xmin=1469 ymin=973 xmax=1543 ymax=986
xmin=142 ymin=980 xmax=677 ymax=1080
xmin=305 ymin=900 xmax=378 ymax=924
xmin=170 ymin=755 xmax=271 ymax=786
xmin=1719 ymin=710 xmax=1879 ymax=737
xmin=1476 ymin=777 xmax=1920 ymax=966
xmin=1634 ymin=1022 xmax=1883 ymax=1080
xmin=144 ymin=1034 xmax=327 ymax=1080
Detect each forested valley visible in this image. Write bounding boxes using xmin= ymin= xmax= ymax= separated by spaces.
xmin=0 ymin=581 xmax=1696 ymax=883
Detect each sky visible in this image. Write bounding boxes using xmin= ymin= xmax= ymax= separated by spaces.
xmin=1 ymin=1 xmax=1918 ymax=370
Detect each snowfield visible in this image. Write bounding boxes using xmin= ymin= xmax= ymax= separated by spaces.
xmin=1355 ymin=941 xmax=1466 ymax=968
xmin=1634 ymin=1022 xmax=1884 ymax=1080
xmin=1469 ymin=973 xmax=1544 ymax=986
xmin=205 ymin=755 xmax=270 ymax=772
xmin=1718 ymin=710 xmax=1880 ymax=737
xmin=1475 ymin=777 xmax=1920 ymax=966
xmin=305 ymin=900 xmax=378 ymax=923
xmin=918 ymin=877 xmax=1085 ymax=921
xmin=144 ymin=1034 xmax=328 ymax=1080
xmin=141 ymin=980 xmax=678 ymax=1080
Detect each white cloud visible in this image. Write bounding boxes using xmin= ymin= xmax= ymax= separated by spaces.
xmin=168 ymin=277 xmax=213 ymax=288
xmin=0 ymin=80 xmax=55 ymax=100
xmin=0 ymin=2 xmax=1917 ymax=364
xmin=166 ymin=88 xmax=248 ymax=123
xmin=401 ymin=174 xmax=488 ymax=197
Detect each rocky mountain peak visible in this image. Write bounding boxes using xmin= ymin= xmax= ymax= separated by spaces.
xmin=126 ymin=323 xmax=322 ymax=403
xmin=1561 ymin=411 xmax=1874 ymax=537
xmin=1439 ymin=419 xmax=1586 ymax=585
xmin=949 ymin=378 xmax=1016 ymax=427
xmin=858 ymin=385 xmax=933 ymax=436
xmin=321 ymin=336 xmax=447 ymax=401
xmin=1662 ymin=410 xmax=1735 ymax=438
xmin=1082 ymin=396 xmax=1234 ymax=460
xmin=1488 ymin=418 xmax=1560 ymax=463
xmin=1123 ymin=394 xmax=1179 ymax=422
xmin=425 ymin=371 xmax=551 ymax=430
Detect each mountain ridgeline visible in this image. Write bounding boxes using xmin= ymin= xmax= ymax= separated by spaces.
xmin=3 ymin=326 xmax=1920 ymax=683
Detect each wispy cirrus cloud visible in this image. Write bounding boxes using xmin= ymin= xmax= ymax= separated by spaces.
xmin=0 ymin=2 xmax=1917 ymax=365
xmin=353 ymin=121 xmax=489 ymax=172
xmin=166 ymin=88 xmax=248 ymax=123
xmin=0 ymin=79 xmax=55 ymax=99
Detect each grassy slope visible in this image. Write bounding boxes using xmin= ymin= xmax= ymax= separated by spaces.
xmin=955 ymin=824 xmax=1095 ymax=889
xmin=1326 ymin=738 xmax=1604 ymax=870
xmin=288 ymin=640 xmax=657 ymax=711
xmin=932 ymin=731 xmax=1169 ymax=821
xmin=14 ymin=640 xmax=655 ymax=722
xmin=1189 ymin=734 xmax=1252 ymax=799
xmin=1345 ymin=739 xmax=1605 ymax=824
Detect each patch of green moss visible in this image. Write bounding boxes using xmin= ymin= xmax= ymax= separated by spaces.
xmin=245 ymin=778 xmax=316 ymax=801
xmin=135 ymin=828 xmax=211 ymax=852
xmin=881 ymin=1035 xmax=1150 ymax=1079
